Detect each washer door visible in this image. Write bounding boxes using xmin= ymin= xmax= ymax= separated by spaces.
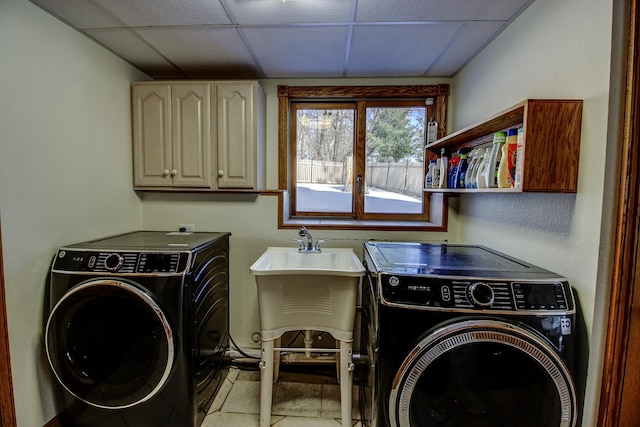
xmin=45 ymin=279 xmax=175 ymax=409
xmin=389 ymin=319 xmax=576 ymax=427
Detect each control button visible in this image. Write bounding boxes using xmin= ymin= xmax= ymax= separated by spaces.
xmin=441 ymin=286 xmax=451 ymax=302
xmin=104 ymin=253 xmax=124 ymax=272
xmin=87 ymin=256 xmax=96 ymax=269
xmin=467 ymin=282 xmax=494 ymax=307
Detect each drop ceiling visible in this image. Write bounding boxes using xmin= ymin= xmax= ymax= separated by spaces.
xmin=29 ymin=0 xmax=534 ymax=80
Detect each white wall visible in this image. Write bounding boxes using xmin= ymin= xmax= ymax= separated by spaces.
xmin=0 ymin=0 xmax=147 ymax=425
xmin=451 ymin=0 xmax=615 ymax=425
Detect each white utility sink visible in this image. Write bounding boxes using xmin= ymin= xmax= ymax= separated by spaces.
xmin=250 ymin=246 xmax=365 ymax=427
xmin=250 ymin=247 xmax=365 ymax=276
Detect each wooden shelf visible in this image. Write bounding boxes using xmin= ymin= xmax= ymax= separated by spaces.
xmin=425 ymin=99 xmax=583 ymax=193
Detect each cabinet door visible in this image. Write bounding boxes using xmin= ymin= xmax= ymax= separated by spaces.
xmin=216 ymin=82 xmax=257 ymax=189
xmin=132 ymin=84 xmax=172 ymax=187
xmin=172 ymin=84 xmax=212 ymax=188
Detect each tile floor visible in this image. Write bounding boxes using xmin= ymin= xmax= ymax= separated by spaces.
xmin=202 ymin=365 xmax=361 ymax=427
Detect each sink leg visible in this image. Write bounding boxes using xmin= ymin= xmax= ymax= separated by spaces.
xmin=274 ymin=336 xmax=281 ymax=382
xmin=260 ymin=338 xmax=274 ymax=427
xmin=339 ymin=339 xmax=353 ymax=427
xmin=304 ymin=330 xmax=313 ymax=358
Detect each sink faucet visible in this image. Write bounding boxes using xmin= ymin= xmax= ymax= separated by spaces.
xmin=294 ymin=226 xmax=326 ymax=252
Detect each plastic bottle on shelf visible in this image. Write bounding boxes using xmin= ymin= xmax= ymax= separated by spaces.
xmin=455 ymin=150 xmax=469 ymax=189
xmin=427 ymin=117 xmax=438 ymax=144
xmin=483 ymin=131 xmax=506 ymax=188
xmin=498 ymin=128 xmax=518 ymax=188
xmin=476 ymin=147 xmax=492 ymax=189
xmin=432 ymin=158 xmax=441 ymax=188
xmin=448 ymin=156 xmax=460 ymax=188
xmin=438 ymin=148 xmax=448 ymax=188
xmin=425 ymin=159 xmax=437 ymax=188
xmin=466 ymin=148 xmax=481 ymax=188
xmin=514 ymin=127 xmax=525 ymax=188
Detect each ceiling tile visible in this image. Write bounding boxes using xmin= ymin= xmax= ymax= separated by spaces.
xmin=347 ymin=23 xmax=463 ymax=77
xmin=135 ymin=27 xmax=261 ymax=76
xmin=28 ymin=0 xmax=538 ymax=79
xmin=85 ymin=28 xmax=184 ymax=77
xmin=471 ymin=0 xmax=534 ymax=20
xmin=242 ymin=26 xmax=348 ymax=77
xmin=224 ymin=0 xmax=353 ymax=25
xmin=29 ymin=0 xmax=125 ymax=28
xmin=428 ymin=21 xmax=506 ymax=76
xmin=92 ymin=0 xmax=232 ymax=27
xmin=355 ymin=0 xmax=485 ymax=22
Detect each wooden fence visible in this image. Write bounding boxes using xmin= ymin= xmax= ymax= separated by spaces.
xmin=297 ymin=160 xmax=423 ymax=198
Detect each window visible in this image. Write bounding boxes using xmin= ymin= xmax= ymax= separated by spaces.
xmin=278 ymin=85 xmax=449 ymax=230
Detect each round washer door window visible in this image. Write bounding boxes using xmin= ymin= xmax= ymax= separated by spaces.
xmin=45 ymin=279 xmax=175 ymax=409
xmin=389 ymin=319 xmax=576 ymax=427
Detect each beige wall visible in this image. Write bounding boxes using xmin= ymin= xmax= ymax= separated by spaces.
xmin=0 ymin=0 xmax=147 ymax=425
xmin=451 ymin=0 xmax=615 ymax=425
xmin=0 ymin=0 xmax=617 ymax=426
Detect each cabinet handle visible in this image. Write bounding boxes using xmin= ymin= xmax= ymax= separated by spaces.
xmin=170 ymin=169 xmax=177 ymax=177
xmin=162 ymin=169 xmax=170 ymax=177
xmin=218 ymin=170 xmax=224 ymax=177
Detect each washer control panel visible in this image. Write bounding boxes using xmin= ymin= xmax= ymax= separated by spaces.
xmin=53 ymin=249 xmax=188 ymax=275
xmin=380 ymin=274 xmax=571 ymax=312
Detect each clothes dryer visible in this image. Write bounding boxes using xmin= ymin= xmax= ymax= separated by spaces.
xmin=45 ymin=231 xmax=230 ymax=427
xmin=360 ymin=242 xmax=578 ymax=427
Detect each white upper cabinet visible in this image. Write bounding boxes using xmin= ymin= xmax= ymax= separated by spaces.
xmin=131 ymin=81 xmax=264 ymax=191
xmin=216 ymin=81 xmax=264 ymax=190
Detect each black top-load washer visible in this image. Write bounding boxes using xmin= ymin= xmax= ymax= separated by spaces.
xmin=45 ymin=231 xmax=230 ymax=427
xmin=360 ymin=241 xmax=578 ymax=427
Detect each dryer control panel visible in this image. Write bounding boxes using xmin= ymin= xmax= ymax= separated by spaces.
xmin=52 ymin=249 xmax=189 ymax=275
xmin=379 ymin=274 xmax=572 ymax=313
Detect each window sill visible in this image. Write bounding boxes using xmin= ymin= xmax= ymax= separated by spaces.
xmin=266 ymin=191 xmax=448 ymax=231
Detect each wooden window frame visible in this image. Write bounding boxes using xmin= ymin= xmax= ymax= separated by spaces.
xmin=277 ymin=84 xmax=450 ymax=231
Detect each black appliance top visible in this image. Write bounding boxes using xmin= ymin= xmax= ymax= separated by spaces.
xmin=63 ymin=231 xmax=231 ymax=252
xmin=53 ymin=231 xmax=230 ymax=275
xmin=364 ymin=242 xmax=573 ymax=312
xmin=364 ymin=241 xmax=565 ymax=280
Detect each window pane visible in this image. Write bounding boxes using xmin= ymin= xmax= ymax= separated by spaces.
xmin=295 ymin=108 xmax=355 ymax=213
xmin=365 ymin=106 xmax=425 ymax=215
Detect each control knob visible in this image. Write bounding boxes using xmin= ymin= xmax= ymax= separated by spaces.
xmin=467 ymin=282 xmax=494 ymax=307
xmin=104 ymin=253 xmax=124 ymax=272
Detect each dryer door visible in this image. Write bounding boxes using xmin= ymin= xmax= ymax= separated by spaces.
xmin=45 ymin=279 xmax=175 ymax=409
xmin=388 ymin=319 xmax=576 ymax=427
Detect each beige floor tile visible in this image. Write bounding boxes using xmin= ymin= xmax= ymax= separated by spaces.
xmin=207 ymin=368 xmax=360 ymax=427
xmin=272 ymin=381 xmax=323 ymax=418
xmin=221 ymin=380 xmax=261 ymax=414
xmin=226 ymin=366 xmax=241 ymax=383
xmin=237 ymin=369 xmax=261 ymax=382
xmin=272 ymin=416 xmax=343 ymax=427
xmin=320 ymin=384 xmax=360 ymax=420
xmin=201 ymin=412 xmax=260 ymax=427
xmin=207 ymin=376 xmax=234 ymax=414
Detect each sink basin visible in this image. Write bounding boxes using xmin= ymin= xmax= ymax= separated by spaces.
xmin=250 ymin=247 xmax=365 ymax=276
xmin=250 ymin=247 xmax=365 ymax=341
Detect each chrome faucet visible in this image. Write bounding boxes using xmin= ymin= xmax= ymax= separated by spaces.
xmin=293 ymin=226 xmax=326 ymax=252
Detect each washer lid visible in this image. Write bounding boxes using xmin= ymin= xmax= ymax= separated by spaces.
xmin=365 ymin=242 xmax=565 ymax=280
